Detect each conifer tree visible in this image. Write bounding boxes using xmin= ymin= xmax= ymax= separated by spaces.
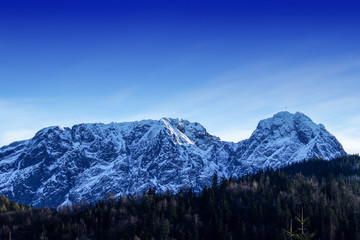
xmin=285 ymin=208 xmax=316 ymax=240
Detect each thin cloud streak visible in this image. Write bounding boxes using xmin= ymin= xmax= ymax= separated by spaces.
xmin=0 ymin=57 xmax=359 ymax=154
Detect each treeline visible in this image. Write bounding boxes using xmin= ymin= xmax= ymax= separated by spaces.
xmin=0 ymin=155 xmax=360 ymax=239
xmin=282 ymin=154 xmax=360 ymax=179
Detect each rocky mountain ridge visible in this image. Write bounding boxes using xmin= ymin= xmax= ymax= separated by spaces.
xmin=0 ymin=111 xmax=346 ymax=207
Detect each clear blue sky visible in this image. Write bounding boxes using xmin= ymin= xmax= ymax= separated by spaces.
xmin=0 ymin=0 xmax=360 ymax=154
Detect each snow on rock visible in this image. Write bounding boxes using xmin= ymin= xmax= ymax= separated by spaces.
xmin=0 ymin=112 xmax=346 ymax=208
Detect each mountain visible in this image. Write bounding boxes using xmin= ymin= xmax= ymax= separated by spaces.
xmin=232 ymin=111 xmax=346 ymax=174
xmin=0 ymin=111 xmax=346 ymax=208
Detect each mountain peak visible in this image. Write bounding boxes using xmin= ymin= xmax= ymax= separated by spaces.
xmin=239 ymin=111 xmax=346 ymax=171
xmin=274 ymin=110 xmax=294 ymax=117
xmin=0 ymin=112 xmax=346 ymax=208
xmin=257 ymin=111 xmax=318 ymax=132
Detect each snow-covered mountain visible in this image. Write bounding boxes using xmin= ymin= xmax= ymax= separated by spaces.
xmin=0 ymin=111 xmax=346 ymax=208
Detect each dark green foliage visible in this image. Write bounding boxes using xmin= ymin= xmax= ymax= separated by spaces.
xmin=1 ymin=155 xmax=360 ymax=239
xmin=282 ymin=154 xmax=360 ymax=180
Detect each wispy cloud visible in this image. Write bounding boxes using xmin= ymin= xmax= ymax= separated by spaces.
xmin=0 ymin=56 xmax=359 ymax=153
xmin=122 ymin=56 xmax=360 ymax=152
xmin=101 ymin=87 xmax=137 ymax=105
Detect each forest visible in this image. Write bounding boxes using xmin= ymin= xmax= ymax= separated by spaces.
xmin=1 ymin=154 xmax=360 ymax=240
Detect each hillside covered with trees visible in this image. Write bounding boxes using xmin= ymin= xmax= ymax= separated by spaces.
xmin=1 ymin=155 xmax=360 ymax=240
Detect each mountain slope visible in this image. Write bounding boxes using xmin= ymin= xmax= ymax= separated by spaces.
xmin=0 ymin=111 xmax=346 ymax=207
xmin=231 ymin=111 xmax=345 ymax=174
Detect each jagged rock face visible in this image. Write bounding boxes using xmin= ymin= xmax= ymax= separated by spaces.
xmin=231 ymin=112 xmax=346 ymax=174
xmin=0 ymin=112 xmax=346 ymax=208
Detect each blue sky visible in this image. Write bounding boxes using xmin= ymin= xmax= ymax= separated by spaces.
xmin=0 ymin=0 xmax=360 ymax=153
